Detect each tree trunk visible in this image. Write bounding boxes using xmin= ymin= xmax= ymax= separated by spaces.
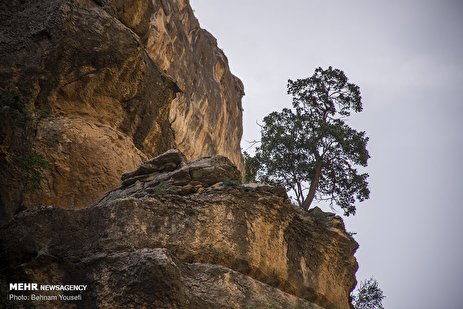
xmin=301 ymin=162 xmax=322 ymax=210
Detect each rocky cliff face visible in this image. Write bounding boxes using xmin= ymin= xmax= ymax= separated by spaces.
xmin=141 ymin=0 xmax=245 ymax=169
xmin=0 ymin=0 xmax=244 ymax=224
xmin=1 ymin=1 xmax=359 ymax=308
xmin=103 ymin=0 xmax=245 ymax=171
xmin=1 ymin=150 xmax=358 ymax=309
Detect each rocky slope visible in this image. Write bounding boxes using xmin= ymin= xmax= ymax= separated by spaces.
xmin=0 ymin=0 xmax=244 ymax=224
xmin=1 ymin=150 xmax=359 ymax=309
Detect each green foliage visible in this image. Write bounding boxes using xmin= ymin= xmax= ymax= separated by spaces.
xmin=0 ymin=91 xmax=32 ymax=127
xmin=15 ymin=151 xmax=49 ymax=192
xmin=1 ymin=90 xmax=51 ymax=127
xmin=134 ymin=138 xmax=144 ymax=150
xmin=352 ymin=278 xmax=385 ymax=309
xmin=223 ymin=178 xmax=241 ymax=187
xmin=16 ymin=152 xmax=49 ymax=170
xmin=1 ymin=87 xmax=52 ymax=204
xmin=151 ymin=181 xmax=168 ymax=196
xmin=205 ymin=244 xmax=225 ymax=261
xmin=243 ymin=151 xmax=260 ymax=183
xmin=251 ymin=67 xmax=370 ymax=216
xmin=307 ymin=206 xmax=332 ymax=221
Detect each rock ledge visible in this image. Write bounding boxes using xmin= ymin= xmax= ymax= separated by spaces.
xmin=1 ymin=150 xmax=358 ymax=309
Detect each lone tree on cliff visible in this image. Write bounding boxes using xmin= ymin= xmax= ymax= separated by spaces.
xmin=247 ymin=66 xmax=370 ymax=216
xmin=352 ymin=277 xmax=385 ymax=309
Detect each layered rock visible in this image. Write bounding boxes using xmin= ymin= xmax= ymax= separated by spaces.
xmin=1 ymin=150 xmax=358 ymax=309
xmin=105 ymin=0 xmax=245 ymax=170
xmin=0 ymin=0 xmax=244 ymax=224
xmin=0 ymin=2 xmax=359 ymax=307
xmin=142 ymin=0 xmax=245 ymax=172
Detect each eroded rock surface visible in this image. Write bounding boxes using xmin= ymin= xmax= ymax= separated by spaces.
xmin=0 ymin=0 xmax=244 ymax=224
xmin=141 ymin=0 xmax=245 ymax=172
xmin=1 ymin=150 xmax=358 ymax=309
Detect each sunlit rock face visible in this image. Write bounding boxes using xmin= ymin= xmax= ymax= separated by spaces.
xmin=1 ymin=150 xmax=358 ymax=309
xmin=0 ymin=1 xmax=357 ymax=307
xmin=108 ymin=0 xmax=245 ymax=172
xmin=0 ymin=0 xmax=243 ymax=224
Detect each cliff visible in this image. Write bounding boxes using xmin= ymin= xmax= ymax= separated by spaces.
xmin=1 ymin=150 xmax=359 ymax=309
xmin=0 ymin=0 xmax=244 ymax=224
xmin=0 ymin=1 xmax=359 ymax=308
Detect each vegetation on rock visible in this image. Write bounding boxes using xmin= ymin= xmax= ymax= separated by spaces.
xmin=246 ymin=67 xmax=370 ymax=216
xmin=352 ymin=277 xmax=385 ymax=309
xmin=1 ymin=149 xmax=358 ymax=309
xmin=15 ymin=151 xmax=49 ymax=192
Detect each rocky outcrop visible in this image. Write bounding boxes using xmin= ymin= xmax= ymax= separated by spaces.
xmin=1 ymin=2 xmax=359 ymax=308
xmin=0 ymin=0 xmax=244 ymax=224
xmin=140 ymin=0 xmax=245 ymax=172
xmin=104 ymin=0 xmax=245 ymax=171
xmin=1 ymin=150 xmax=358 ymax=309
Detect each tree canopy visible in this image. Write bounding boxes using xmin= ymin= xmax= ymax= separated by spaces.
xmin=352 ymin=277 xmax=385 ymax=309
xmin=246 ymin=66 xmax=370 ymax=216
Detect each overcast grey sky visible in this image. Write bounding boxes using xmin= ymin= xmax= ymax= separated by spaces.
xmin=190 ymin=1 xmax=463 ymax=308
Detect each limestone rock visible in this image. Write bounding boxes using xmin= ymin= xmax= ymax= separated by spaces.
xmin=103 ymin=0 xmax=245 ymax=171
xmin=103 ymin=150 xmax=242 ymax=202
xmin=121 ymin=148 xmax=187 ymax=184
xmin=183 ymin=262 xmax=324 ymax=309
xmin=142 ymin=0 xmax=246 ymax=173
xmin=1 ymin=150 xmax=358 ymax=309
xmin=0 ymin=0 xmax=244 ymax=224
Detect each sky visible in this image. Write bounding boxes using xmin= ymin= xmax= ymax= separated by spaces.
xmin=190 ymin=1 xmax=463 ymax=308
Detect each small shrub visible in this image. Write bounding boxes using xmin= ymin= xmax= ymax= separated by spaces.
xmin=0 ymin=91 xmax=33 ymax=127
xmin=15 ymin=151 xmax=49 ymax=192
xmin=307 ymin=207 xmax=328 ymax=220
xmin=205 ymin=244 xmax=225 ymax=261
xmin=223 ymin=179 xmax=241 ymax=187
xmin=134 ymin=138 xmax=144 ymax=150
xmin=151 ymin=181 xmax=168 ymax=196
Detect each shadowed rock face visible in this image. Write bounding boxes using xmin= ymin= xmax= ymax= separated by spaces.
xmin=0 ymin=0 xmax=244 ymax=224
xmin=1 ymin=150 xmax=358 ymax=309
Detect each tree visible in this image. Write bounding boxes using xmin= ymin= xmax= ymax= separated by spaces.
xmin=248 ymin=66 xmax=370 ymax=215
xmin=352 ymin=277 xmax=385 ymax=309
xmin=243 ymin=151 xmax=260 ymax=183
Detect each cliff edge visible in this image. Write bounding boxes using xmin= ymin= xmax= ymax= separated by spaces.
xmin=0 ymin=0 xmax=244 ymax=224
xmin=0 ymin=1 xmax=359 ymax=308
xmin=1 ymin=150 xmax=358 ymax=309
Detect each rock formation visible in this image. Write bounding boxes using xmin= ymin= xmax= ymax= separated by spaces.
xmin=1 ymin=1 xmax=360 ymax=308
xmin=0 ymin=0 xmax=244 ymax=224
xmin=140 ymin=0 xmax=245 ymax=169
xmin=1 ymin=150 xmax=359 ymax=309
